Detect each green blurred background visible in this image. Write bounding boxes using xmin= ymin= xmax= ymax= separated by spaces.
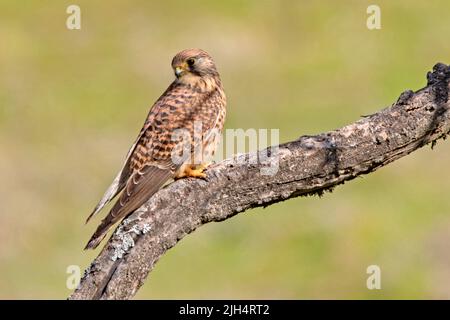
xmin=1 ymin=0 xmax=450 ymax=299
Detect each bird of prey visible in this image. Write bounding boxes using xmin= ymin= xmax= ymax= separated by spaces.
xmin=84 ymin=48 xmax=227 ymax=249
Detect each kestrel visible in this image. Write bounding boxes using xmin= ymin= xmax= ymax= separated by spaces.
xmin=84 ymin=48 xmax=227 ymax=249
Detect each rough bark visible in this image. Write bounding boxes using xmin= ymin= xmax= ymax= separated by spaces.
xmin=69 ymin=63 xmax=450 ymax=300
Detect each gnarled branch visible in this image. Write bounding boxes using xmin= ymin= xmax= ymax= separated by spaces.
xmin=70 ymin=63 xmax=450 ymax=300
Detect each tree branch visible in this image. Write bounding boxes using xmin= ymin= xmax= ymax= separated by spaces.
xmin=69 ymin=63 xmax=450 ymax=300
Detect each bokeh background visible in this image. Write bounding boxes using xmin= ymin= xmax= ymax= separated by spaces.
xmin=1 ymin=0 xmax=450 ymax=299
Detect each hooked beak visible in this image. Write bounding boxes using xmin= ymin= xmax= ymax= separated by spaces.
xmin=175 ymin=66 xmax=183 ymax=77
xmin=174 ymin=64 xmax=186 ymax=77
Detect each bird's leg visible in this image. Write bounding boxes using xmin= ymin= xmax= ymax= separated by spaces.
xmin=175 ymin=163 xmax=211 ymax=179
xmin=186 ymin=165 xmax=207 ymax=178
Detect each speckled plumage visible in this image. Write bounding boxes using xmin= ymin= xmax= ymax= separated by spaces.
xmin=85 ymin=49 xmax=226 ymax=249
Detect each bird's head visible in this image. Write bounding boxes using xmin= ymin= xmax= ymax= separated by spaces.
xmin=171 ymin=48 xmax=219 ymax=80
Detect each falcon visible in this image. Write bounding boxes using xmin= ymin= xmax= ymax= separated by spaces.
xmin=84 ymin=48 xmax=227 ymax=249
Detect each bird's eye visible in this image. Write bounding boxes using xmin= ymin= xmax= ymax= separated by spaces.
xmin=186 ymin=58 xmax=195 ymax=67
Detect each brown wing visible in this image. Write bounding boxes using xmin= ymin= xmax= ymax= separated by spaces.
xmin=84 ymin=163 xmax=173 ymax=249
xmin=84 ymin=137 xmax=140 ymax=224
xmin=84 ymin=80 xmax=183 ymax=224
xmin=84 ymin=101 xmax=164 ymax=223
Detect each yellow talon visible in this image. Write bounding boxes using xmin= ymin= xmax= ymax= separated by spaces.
xmin=175 ymin=163 xmax=210 ymax=179
xmin=186 ymin=167 xmax=207 ymax=178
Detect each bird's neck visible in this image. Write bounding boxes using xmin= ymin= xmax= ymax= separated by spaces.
xmin=176 ymin=74 xmax=222 ymax=93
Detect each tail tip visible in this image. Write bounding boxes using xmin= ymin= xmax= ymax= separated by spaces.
xmin=84 ymin=237 xmax=100 ymax=250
